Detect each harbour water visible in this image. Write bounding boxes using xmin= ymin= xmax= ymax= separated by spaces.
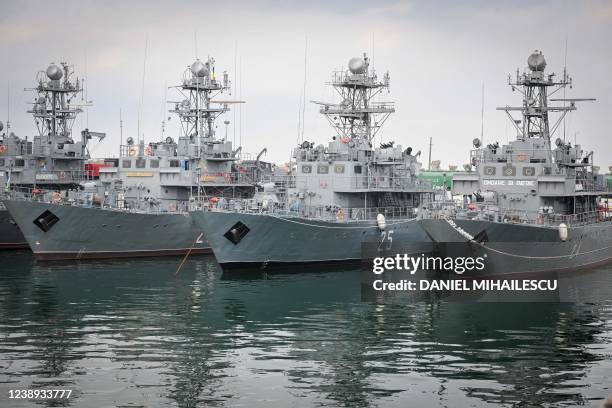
xmin=1 ymin=251 xmax=611 ymax=407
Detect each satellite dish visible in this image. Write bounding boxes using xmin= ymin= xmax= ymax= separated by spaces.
xmin=472 ymin=138 xmax=481 ymax=148
xmin=165 ymin=136 xmax=174 ymax=144
xmin=126 ymin=137 xmax=134 ymax=145
xmin=555 ymin=138 xmax=563 ymax=147
xmin=46 ymin=63 xmax=63 ymax=80
xmin=463 ymin=164 xmax=472 ymax=171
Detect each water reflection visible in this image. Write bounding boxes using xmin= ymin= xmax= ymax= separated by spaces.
xmin=0 ymin=252 xmax=611 ymax=407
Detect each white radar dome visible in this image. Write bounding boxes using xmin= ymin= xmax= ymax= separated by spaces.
xmin=46 ymin=64 xmax=63 ymax=80
xmin=527 ymin=51 xmax=546 ymax=72
xmin=190 ymin=60 xmax=208 ymax=77
xmin=348 ymin=57 xmax=366 ymax=74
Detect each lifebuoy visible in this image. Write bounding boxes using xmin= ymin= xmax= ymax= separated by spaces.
xmin=128 ymin=148 xmax=136 ymax=157
xmin=144 ymin=146 xmax=152 ymax=156
xmin=51 ymin=191 xmax=62 ymax=203
xmin=517 ymin=154 xmax=527 ymax=162
xmin=59 ymin=171 xmax=66 ymax=180
xmin=536 ymin=213 xmax=543 ymax=225
xmin=224 ymin=173 xmax=231 ymax=183
xmin=168 ymin=203 xmax=176 ymax=212
xmin=0 ymin=145 xmax=6 ymax=153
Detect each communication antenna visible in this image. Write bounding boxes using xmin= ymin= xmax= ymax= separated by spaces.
xmin=563 ymin=37 xmax=568 ymax=142
xmin=160 ymin=81 xmax=168 ymax=139
xmin=481 ymin=82 xmax=485 ymax=145
xmin=194 ymin=30 xmax=198 ymax=60
xmin=300 ymin=36 xmax=308 ymax=143
xmin=428 ymin=137 xmax=432 ymax=170
xmin=233 ymin=40 xmax=237 ymax=146
xmin=84 ymin=50 xmax=89 ymax=127
xmin=119 ymin=108 xmax=123 ymax=152
xmin=239 ymin=56 xmax=242 ymax=147
xmin=137 ymin=34 xmax=149 ymax=144
xmin=6 ymin=81 xmax=10 ymax=133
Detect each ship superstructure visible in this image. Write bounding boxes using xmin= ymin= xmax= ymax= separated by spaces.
xmin=419 ymin=50 xmax=612 ymax=276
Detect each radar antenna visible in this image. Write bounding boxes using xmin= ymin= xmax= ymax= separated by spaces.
xmin=313 ymin=53 xmax=394 ymax=143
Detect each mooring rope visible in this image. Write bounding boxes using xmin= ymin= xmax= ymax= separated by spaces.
xmin=444 ymin=219 xmax=612 ymax=259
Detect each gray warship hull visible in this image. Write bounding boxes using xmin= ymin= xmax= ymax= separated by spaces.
xmin=0 ymin=208 xmax=28 ymax=249
xmin=191 ymin=210 xmax=433 ymax=271
xmin=3 ymin=200 xmax=211 ymax=260
xmin=418 ymin=218 xmax=612 ymax=276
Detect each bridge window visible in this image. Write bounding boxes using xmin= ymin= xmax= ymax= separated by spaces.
xmin=302 ymin=165 xmax=312 ymax=174
xmin=150 ymin=159 xmax=159 ymax=168
xmin=334 ymin=164 xmax=345 ymax=174
xmin=354 ymin=165 xmax=362 ymax=174
xmin=122 ymin=160 xmax=132 ymax=168
xmin=136 ymin=158 xmax=146 ymax=168
xmin=170 ymin=160 xmax=180 ymax=168
xmin=317 ymin=165 xmax=329 ymax=174
xmin=14 ymin=159 xmax=25 ymax=167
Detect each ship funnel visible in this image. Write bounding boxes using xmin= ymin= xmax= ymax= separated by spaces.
xmin=527 ymin=50 xmax=546 ymax=72
xmin=46 ymin=63 xmax=63 ymax=80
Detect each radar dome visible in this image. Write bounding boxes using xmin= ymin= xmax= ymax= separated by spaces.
xmin=527 ymin=51 xmax=546 ymax=72
xmin=46 ymin=64 xmax=63 ymax=80
xmin=190 ymin=60 xmax=208 ymax=77
xmin=348 ymin=57 xmax=366 ymax=74
xmin=472 ymin=138 xmax=482 ymax=148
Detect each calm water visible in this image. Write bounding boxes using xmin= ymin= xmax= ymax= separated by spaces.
xmin=1 ymin=251 xmax=611 ymax=407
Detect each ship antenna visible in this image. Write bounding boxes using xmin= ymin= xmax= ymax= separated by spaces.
xmin=137 ymin=34 xmax=148 ymax=144
xmin=6 ymin=80 xmax=9 ymax=134
xmin=300 ymin=36 xmax=308 ymax=143
xmin=481 ymin=82 xmax=485 ymax=145
xmin=239 ymin=56 xmax=242 ymax=148
xmin=119 ymin=108 xmax=123 ymax=151
xmin=563 ymin=37 xmax=568 ymax=142
xmin=233 ymin=40 xmax=237 ymax=146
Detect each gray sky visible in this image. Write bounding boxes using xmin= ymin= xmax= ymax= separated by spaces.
xmin=1 ymin=0 xmax=610 ymax=170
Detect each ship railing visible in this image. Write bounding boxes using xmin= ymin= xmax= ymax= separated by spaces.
xmin=424 ymin=201 xmax=612 ymax=227
xmin=207 ymin=201 xmax=418 ymax=222
xmin=199 ymin=171 xmax=256 ymax=185
xmin=258 ymin=174 xmax=432 ymax=192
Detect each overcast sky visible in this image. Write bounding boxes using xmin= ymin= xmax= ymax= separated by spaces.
xmin=0 ymin=0 xmax=610 ymax=170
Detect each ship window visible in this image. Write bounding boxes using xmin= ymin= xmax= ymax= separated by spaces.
xmin=317 ymin=165 xmax=329 ymax=174
xmin=522 ymin=166 xmax=536 ymax=177
xmin=136 ymin=158 xmax=146 ymax=168
xmin=170 ymin=160 xmax=180 ymax=168
xmin=354 ymin=165 xmax=362 ymax=174
xmin=483 ymin=166 xmax=496 ymax=176
xmin=184 ymin=161 xmax=190 ymax=170
xmin=150 ymin=159 xmax=159 ymax=168
xmin=15 ymin=159 xmax=25 ymax=167
xmin=122 ymin=160 xmax=132 ymax=168
xmin=302 ymin=165 xmax=312 ymax=174
xmin=334 ymin=164 xmax=345 ymax=174
xmin=0 ymin=159 xmax=4 ymax=166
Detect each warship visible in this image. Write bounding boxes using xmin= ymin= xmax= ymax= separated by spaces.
xmin=418 ymin=50 xmax=612 ymax=276
xmin=190 ymin=53 xmax=435 ymax=271
xmin=4 ymin=57 xmax=263 ymax=260
xmin=0 ymin=62 xmax=104 ymax=249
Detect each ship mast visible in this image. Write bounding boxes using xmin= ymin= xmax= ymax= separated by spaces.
xmin=496 ymin=50 xmax=593 ymax=160
xmin=169 ymin=58 xmax=232 ymax=155
xmin=313 ymin=53 xmax=394 ymax=144
xmin=27 ymin=62 xmax=85 ymax=142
